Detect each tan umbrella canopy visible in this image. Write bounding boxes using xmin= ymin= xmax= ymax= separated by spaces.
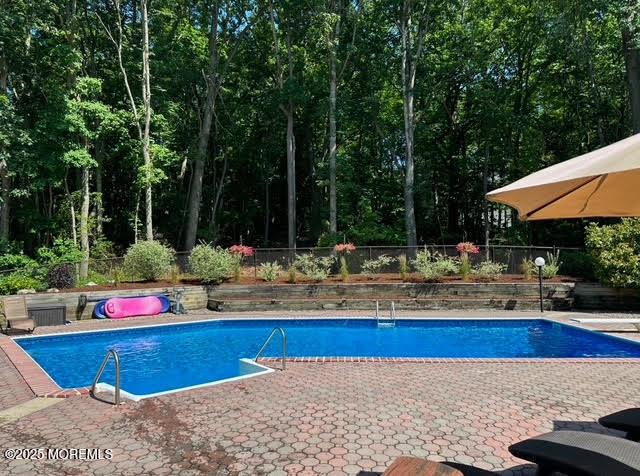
xmin=486 ymin=133 xmax=640 ymax=220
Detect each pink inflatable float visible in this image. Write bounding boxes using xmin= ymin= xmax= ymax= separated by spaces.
xmin=105 ymin=296 xmax=165 ymax=319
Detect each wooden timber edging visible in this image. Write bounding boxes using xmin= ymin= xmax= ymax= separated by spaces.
xmin=207 ymin=282 xmax=576 ymax=312
xmin=8 ymin=281 xmax=640 ymax=317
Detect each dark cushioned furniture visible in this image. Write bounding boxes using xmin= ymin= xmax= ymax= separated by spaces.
xmin=600 ymin=408 xmax=640 ymax=441
xmin=509 ymin=430 xmax=640 ymax=476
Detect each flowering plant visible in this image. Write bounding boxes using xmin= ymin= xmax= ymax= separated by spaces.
xmin=228 ymin=245 xmax=254 ymax=257
xmin=456 ymin=242 xmax=480 ymax=255
xmin=334 ymin=243 xmax=356 ymax=254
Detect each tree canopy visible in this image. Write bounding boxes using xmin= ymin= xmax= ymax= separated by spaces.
xmin=0 ymin=0 xmax=638 ymax=256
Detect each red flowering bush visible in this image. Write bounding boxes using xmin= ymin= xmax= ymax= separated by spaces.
xmin=228 ymin=245 xmax=254 ymax=257
xmin=334 ymin=243 xmax=356 ymax=254
xmin=456 ymin=242 xmax=479 ymax=281
xmin=456 ymin=242 xmax=480 ymax=255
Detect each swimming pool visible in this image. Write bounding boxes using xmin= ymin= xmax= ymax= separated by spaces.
xmin=15 ymin=318 xmax=640 ymax=400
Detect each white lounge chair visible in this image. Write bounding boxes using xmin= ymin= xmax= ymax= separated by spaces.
xmin=571 ymin=317 xmax=640 ymax=331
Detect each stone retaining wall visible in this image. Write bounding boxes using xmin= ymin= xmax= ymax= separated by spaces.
xmin=0 ymin=285 xmax=208 ymax=326
xmin=574 ymin=283 xmax=640 ymax=310
xmin=207 ymin=282 xmax=575 ymax=312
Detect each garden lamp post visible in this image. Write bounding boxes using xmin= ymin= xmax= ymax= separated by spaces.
xmin=535 ymin=256 xmax=545 ymax=312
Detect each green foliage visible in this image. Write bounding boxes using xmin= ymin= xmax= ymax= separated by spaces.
xmin=0 ymin=0 xmax=634 ymax=254
xmin=472 ymin=261 xmax=507 ymax=281
xmin=111 ymin=267 xmax=125 ymax=288
xmin=47 ymin=264 xmax=76 ymax=289
xmin=169 ymin=265 xmax=182 ymax=285
xmin=287 ymin=266 xmax=297 ymax=284
xmin=0 ymin=272 xmax=45 ymax=295
xmin=340 ymin=256 xmax=349 ymax=282
xmin=398 ymin=254 xmax=409 ymax=281
xmin=189 ymin=244 xmax=237 ymax=284
xmin=536 ymin=251 xmax=562 ymax=279
xmin=293 ymin=254 xmax=334 ymax=282
xmin=78 ymin=271 xmax=111 ymax=287
xmin=412 ymin=250 xmax=459 ymax=283
xmin=361 ymin=255 xmax=395 ymax=275
xmin=124 ymin=241 xmax=175 ymax=281
xmin=460 ymin=255 xmax=472 ymax=281
xmin=585 ymin=220 xmax=640 ymax=287
xmin=520 ymin=258 xmax=536 ymax=281
xmin=559 ymin=251 xmax=595 ymax=280
xmin=259 ymin=262 xmax=282 ymax=282
xmin=0 ymin=254 xmax=38 ymax=273
xmin=37 ymin=239 xmax=84 ymax=267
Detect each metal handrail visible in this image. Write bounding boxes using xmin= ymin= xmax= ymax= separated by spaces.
xmin=254 ymin=327 xmax=287 ymax=370
xmin=90 ymin=349 xmax=121 ymax=405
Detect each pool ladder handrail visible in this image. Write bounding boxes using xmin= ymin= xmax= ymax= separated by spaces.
xmin=375 ymin=300 xmax=396 ymax=327
xmin=254 ymin=327 xmax=287 ymax=370
xmin=90 ymin=349 xmax=122 ymax=405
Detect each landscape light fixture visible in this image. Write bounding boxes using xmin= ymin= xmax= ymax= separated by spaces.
xmin=534 ymin=257 xmax=545 ymax=313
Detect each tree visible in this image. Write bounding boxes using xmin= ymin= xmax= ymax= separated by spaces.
xmin=398 ymin=0 xmax=431 ymax=249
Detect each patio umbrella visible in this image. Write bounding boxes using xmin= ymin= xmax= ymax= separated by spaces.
xmin=486 ymin=133 xmax=640 ymax=220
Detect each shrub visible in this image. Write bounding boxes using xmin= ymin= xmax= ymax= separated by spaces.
xmin=340 ymin=256 xmax=349 ymax=282
xmin=472 ymin=261 xmax=506 ymax=281
xmin=412 ymin=250 xmax=459 ymax=282
xmin=456 ymin=242 xmax=480 ymax=281
xmin=334 ymin=243 xmax=356 ymax=254
xmin=170 ymin=265 xmax=182 ymax=285
xmin=536 ymin=250 xmax=561 ymax=279
xmin=189 ymin=244 xmax=237 ymax=284
xmin=37 ymin=238 xmax=84 ymax=266
xmin=0 ymin=254 xmax=38 ymax=272
xmin=586 ymin=219 xmax=640 ymax=287
xmin=520 ymin=258 xmax=535 ymax=281
xmin=398 ymin=254 xmax=409 ymax=281
xmin=560 ymin=251 xmax=595 ymax=280
xmin=361 ymin=255 xmax=396 ymax=275
xmin=287 ymin=266 xmax=297 ymax=284
xmin=124 ymin=240 xmax=174 ymax=281
xmin=412 ymin=250 xmax=443 ymax=282
xmin=293 ymin=253 xmax=334 ymax=282
xmin=111 ymin=266 xmax=125 ymax=288
xmin=435 ymin=255 xmax=460 ymax=276
xmin=47 ymin=264 xmax=76 ymax=289
xmin=0 ymin=272 xmax=45 ymax=295
xmin=259 ymin=261 xmax=281 ymax=282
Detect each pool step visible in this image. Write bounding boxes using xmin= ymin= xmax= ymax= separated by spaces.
xmin=208 ymin=296 xmax=570 ymax=312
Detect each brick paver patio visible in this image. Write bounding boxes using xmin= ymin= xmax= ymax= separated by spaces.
xmin=1 ymin=312 xmax=640 ymax=475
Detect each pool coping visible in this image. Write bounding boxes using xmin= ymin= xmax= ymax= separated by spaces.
xmin=4 ymin=315 xmax=640 ymax=400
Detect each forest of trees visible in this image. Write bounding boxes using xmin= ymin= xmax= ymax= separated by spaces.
xmin=1 ymin=0 xmax=639 ymax=259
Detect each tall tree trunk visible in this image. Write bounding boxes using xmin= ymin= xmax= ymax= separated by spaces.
xmin=141 ymin=0 xmax=153 ymax=240
xmin=79 ymin=166 xmax=90 ymax=279
xmin=0 ymin=160 xmax=9 ymax=242
xmin=623 ymin=26 xmax=640 ymax=133
xmin=286 ymin=103 xmax=296 ymax=249
xmin=1 ymin=32 xmax=10 ymax=241
xmin=184 ymin=0 xmax=219 ymax=252
xmin=95 ymin=141 xmax=103 ymax=237
xmin=483 ymin=146 xmax=490 ymax=261
xmin=328 ymin=17 xmax=339 ymax=236
xmin=269 ymin=1 xmax=296 ymax=249
xmin=65 ymin=175 xmax=78 ymax=246
xmin=400 ymin=1 xmax=422 ymax=249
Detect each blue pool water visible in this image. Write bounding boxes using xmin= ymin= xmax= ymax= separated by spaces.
xmin=15 ymin=318 xmax=640 ymax=397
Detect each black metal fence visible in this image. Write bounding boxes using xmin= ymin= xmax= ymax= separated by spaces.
xmin=242 ymin=245 xmax=584 ymax=275
xmin=0 ymin=244 xmax=587 ymax=281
